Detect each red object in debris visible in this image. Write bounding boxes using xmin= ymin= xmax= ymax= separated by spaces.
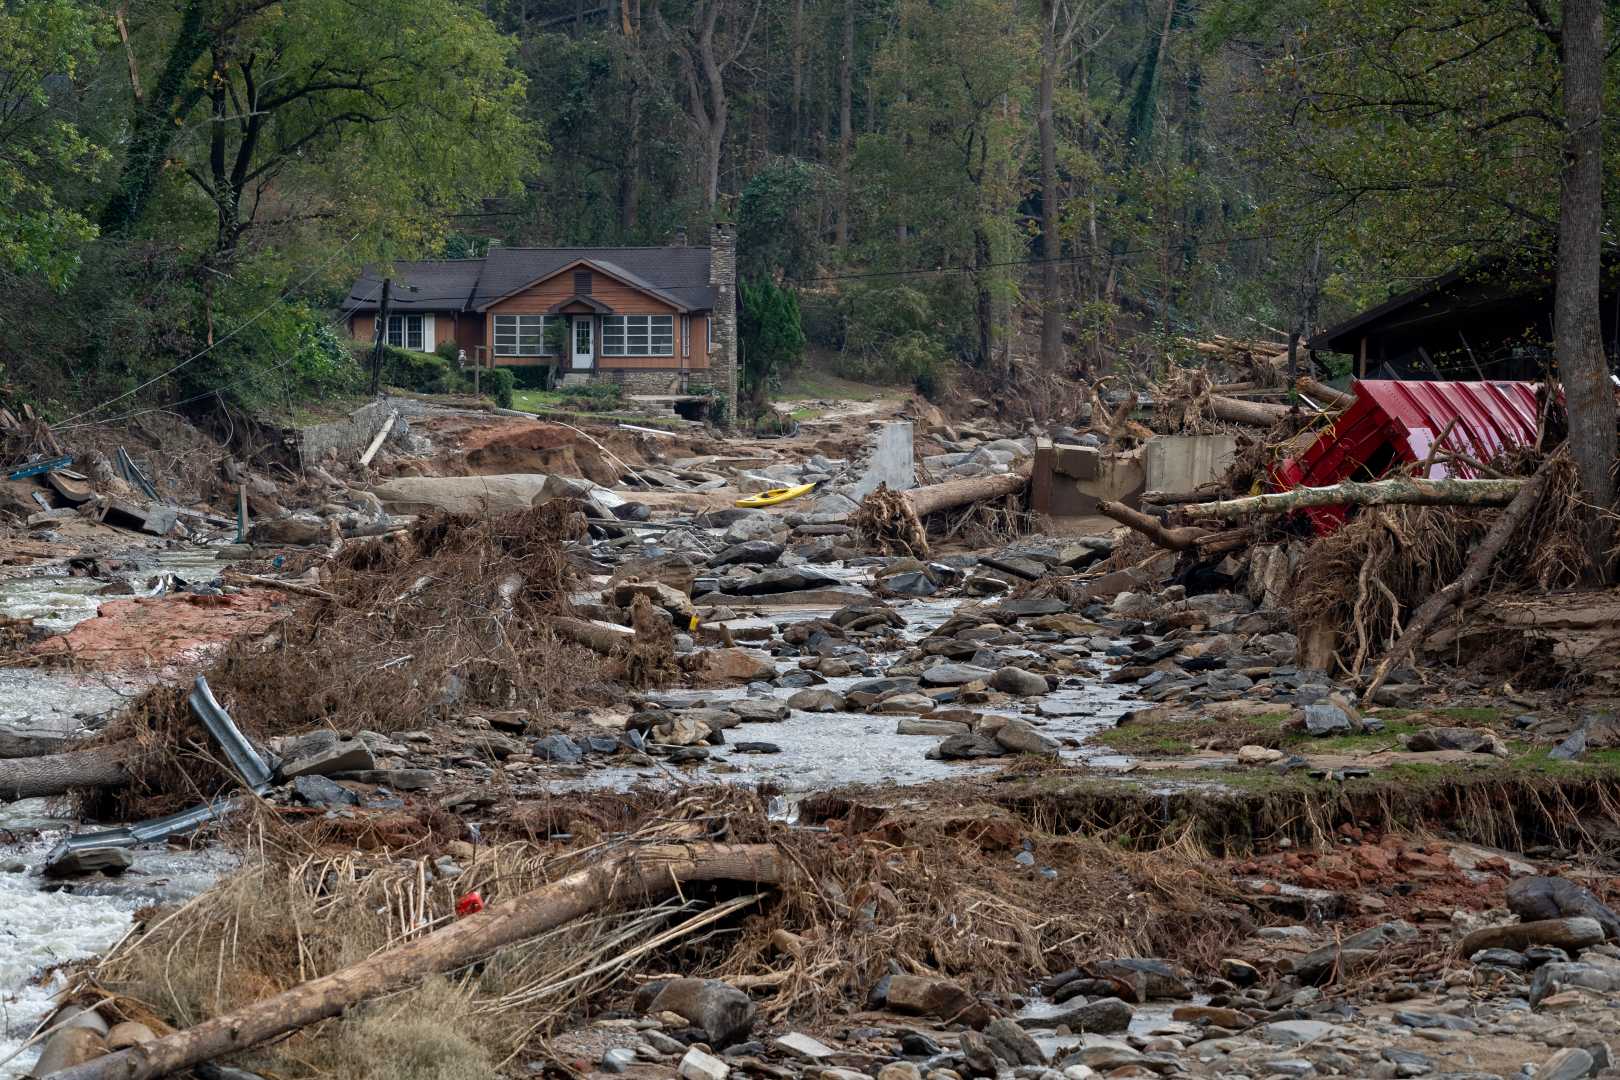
xmin=456 ymin=891 xmax=485 ymax=917
xmin=1274 ymin=379 xmax=1542 ymax=534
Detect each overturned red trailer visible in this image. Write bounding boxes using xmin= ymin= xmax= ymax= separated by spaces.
xmin=1273 ymin=379 xmax=1543 ymax=534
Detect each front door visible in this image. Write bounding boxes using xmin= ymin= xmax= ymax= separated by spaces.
xmin=570 ymin=317 xmax=594 ymax=370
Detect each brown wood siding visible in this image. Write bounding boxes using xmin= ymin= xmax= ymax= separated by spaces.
xmin=486 ymin=268 xmax=710 ymax=370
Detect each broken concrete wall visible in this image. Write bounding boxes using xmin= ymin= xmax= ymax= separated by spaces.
xmin=1030 ymin=441 xmax=1145 ymax=519
xmin=848 ymin=421 xmax=917 ymax=501
xmin=1141 ymin=435 xmax=1239 ymax=495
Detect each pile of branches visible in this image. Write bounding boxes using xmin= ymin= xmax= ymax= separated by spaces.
xmin=87 ymin=502 xmax=607 ymax=818
xmin=1289 ymin=448 xmax=1590 ymax=676
xmin=62 ymin=788 xmax=1252 ymax=1079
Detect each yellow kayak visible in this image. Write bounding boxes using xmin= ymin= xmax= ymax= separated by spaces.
xmin=734 ymin=482 xmax=816 ymax=508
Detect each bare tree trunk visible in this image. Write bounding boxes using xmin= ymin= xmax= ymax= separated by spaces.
xmin=790 ymin=0 xmax=804 ymax=155
xmin=54 ymin=844 xmax=788 ymax=1080
xmin=0 ymin=745 xmax=134 ymax=801
xmin=1037 ymin=0 xmax=1063 ymax=371
xmin=1096 ymin=499 xmax=1209 ymax=549
xmin=1182 ymin=476 xmax=1525 ymax=521
xmin=902 ymin=471 xmax=1028 ymax=516
xmin=835 ymin=0 xmax=853 ymax=246
xmin=1361 ymin=454 xmax=1559 ymax=701
xmin=1556 ymin=0 xmax=1613 ymax=580
xmin=620 ymin=82 xmax=643 ymax=232
xmin=1207 ymin=394 xmax=1292 ymax=426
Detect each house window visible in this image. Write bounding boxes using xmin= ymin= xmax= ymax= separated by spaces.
xmin=383 ymin=314 xmax=424 ymax=351
xmin=493 ymin=314 xmax=561 ymax=356
xmin=601 ymin=314 xmax=675 ymax=357
xmin=707 ymin=315 xmax=713 ymax=351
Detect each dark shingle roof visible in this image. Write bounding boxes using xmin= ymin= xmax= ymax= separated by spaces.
xmin=343 ymin=247 xmax=716 ymax=314
xmin=472 ymin=247 xmax=714 ymax=311
xmin=342 ymin=260 xmax=483 ymax=312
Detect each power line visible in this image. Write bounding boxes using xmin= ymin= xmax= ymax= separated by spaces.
xmin=54 ymin=232 xmax=362 ymax=428
xmin=338 ymin=230 xmax=1290 ymax=308
xmin=58 ymin=279 xmax=383 ymax=433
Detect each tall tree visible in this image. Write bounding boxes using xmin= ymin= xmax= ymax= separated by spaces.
xmin=121 ymin=0 xmax=535 ymax=264
xmin=1036 ymin=0 xmax=1106 ymax=368
xmin=650 ymin=0 xmax=765 ymax=207
xmin=1556 ymin=0 xmax=1613 ymax=570
xmin=0 ymin=0 xmax=108 ymax=287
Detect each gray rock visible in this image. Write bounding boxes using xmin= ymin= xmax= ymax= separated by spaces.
xmin=883 ymin=571 xmax=939 ymax=597
xmin=532 ymin=734 xmax=583 ymax=763
xmin=730 ymin=567 xmax=840 ymax=595
xmin=290 ymin=774 xmax=359 ymax=807
xmin=990 ymin=667 xmax=1049 ymax=696
xmin=278 ymin=733 xmax=376 ymax=779
xmin=921 ymin=663 xmax=995 ymax=686
xmin=635 ymin=978 xmax=755 ymax=1046
xmin=1531 ymin=961 xmax=1620 ymax=1006
xmin=1404 ymin=727 xmax=1506 ymax=755
xmin=43 ymin=846 xmax=134 ymax=878
xmin=729 ymin=699 xmax=791 ymax=723
xmin=774 ymin=1033 xmax=838 ymax=1061
xmin=994 ymin=718 xmax=1060 ymax=755
xmin=731 ymin=741 xmax=781 ymax=754
xmin=1261 ymin=1019 xmax=1343 ymax=1046
xmin=896 ymin=717 xmax=971 ymax=736
xmin=709 ymin=540 xmax=786 ymax=567
xmin=1509 ymin=875 xmax=1620 ymax=939
xmin=984 ymin=1018 xmax=1046 ymax=1066
xmin=1540 ymin=1048 xmax=1596 ymax=1080
xmin=787 ymin=688 xmax=846 ymax=712
xmin=1020 ymin=997 xmax=1133 ymax=1033
xmin=677 ymin=1046 xmax=730 ymax=1080
xmin=1551 ymin=728 xmax=1588 ymax=761
xmin=1302 ymin=702 xmax=1354 ymax=736
xmin=722 ymin=514 xmax=784 ymax=545
xmin=930 ymin=734 xmax=1008 ymax=760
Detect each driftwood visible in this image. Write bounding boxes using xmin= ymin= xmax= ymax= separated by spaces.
xmin=0 ymin=744 xmax=133 ymax=801
xmin=54 ymin=843 xmax=789 ymax=1080
xmin=904 ymin=471 xmax=1028 ymax=517
xmin=1295 ymin=376 xmax=1355 ymax=408
xmin=1181 ymin=477 xmax=1526 ymax=522
xmin=1207 ymin=395 xmax=1293 ymax=427
xmin=551 ymin=616 xmax=634 ymax=655
xmin=1096 ymin=500 xmax=1210 ymax=550
xmin=1360 ymin=455 xmax=1558 ymax=701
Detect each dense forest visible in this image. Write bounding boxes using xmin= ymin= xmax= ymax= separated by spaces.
xmin=2 ymin=0 xmax=1617 ymax=421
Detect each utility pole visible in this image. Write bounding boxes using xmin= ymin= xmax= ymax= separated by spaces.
xmin=369 ymin=277 xmax=393 ymax=396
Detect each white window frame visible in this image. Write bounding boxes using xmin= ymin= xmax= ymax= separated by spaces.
xmin=381 ymin=314 xmax=429 ymax=352
xmin=492 ymin=314 xmax=562 ymax=357
xmin=600 ymin=314 xmax=675 ymax=357
xmin=706 ymin=314 xmax=714 ymax=352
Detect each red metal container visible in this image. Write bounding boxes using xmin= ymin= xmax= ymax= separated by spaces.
xmin=1273 ymin=379 xmax=1542 ymax=533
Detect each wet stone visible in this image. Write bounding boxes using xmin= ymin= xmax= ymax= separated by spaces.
xmin=930 ymin=733 xmax=1007 ymax=760
xmin=787 ymin=688 xmax=846 ymax=712
xmin=731 ymin=741 xmax=781 ymax=754
xmin=291 ymin=774 xmax=359 ymax=807
xmin=990 ymin=666 xmax=1049 ymax=696
xmin=532 ymin=734 xmax=584 ymax=763
xmin=921 ymin=663 xmax=996 ymax=686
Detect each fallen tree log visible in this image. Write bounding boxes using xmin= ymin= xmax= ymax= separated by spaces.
xmin=1295 ymin=376 xmax=1355 ymax=408
xmin=1180 ymin=477 xmax=1526 ymax=522
xmin=0 ymin=744 xmax=133 ymax=801
xmin=551 ymin=616 xmax=634 ymax=655
xmin=1207 ymin=395 xmax=1293 ymax=427
xmin=1096 ymin=500 xmax=1210 ymax=550
xmin=903 ymin=470 xmax=1028 ymax=517
xmin=55 ymin=842 xmax=789 ymax=1080
xmin=1360 ymin=455 xmax=1558 ymax=702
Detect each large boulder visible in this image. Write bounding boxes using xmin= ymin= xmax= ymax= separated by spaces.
xmin=635 ymin=978 xmax=755 ymax=1046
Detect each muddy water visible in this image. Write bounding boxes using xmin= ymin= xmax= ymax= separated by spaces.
xmin=0 ymin=548 xmax=230 ymax=634
xmin=0 ymin=546 xmax=239 ymax=1074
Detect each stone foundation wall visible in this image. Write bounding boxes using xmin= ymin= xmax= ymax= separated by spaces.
xmin=296 ymin=400 xmax=395 ymax=463
xmin=600 ymin=369 xmax=688 ymax=396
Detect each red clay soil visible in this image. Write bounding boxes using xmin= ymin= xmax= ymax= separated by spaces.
xmin=33 ymin=589 xmax=293 ymax=673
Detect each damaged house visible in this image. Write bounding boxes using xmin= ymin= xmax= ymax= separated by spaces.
xmin=343 ymin=225 xmax=738 ymax=417
xmin=1309 ymin=257 xmax=1620 ymax=381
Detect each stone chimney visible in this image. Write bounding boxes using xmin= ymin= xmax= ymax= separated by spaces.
xmin=671 ymin=227 xmax=688 ymax=247
xmin=708 ymin=222 xmax=737 ymax=426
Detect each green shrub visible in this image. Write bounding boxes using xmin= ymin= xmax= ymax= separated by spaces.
xmin=798 ymin=291 xmax=847 ymax=350
xmin=484 ymin=367 xmax=515 ymax=409
xmin=560 ymin=382 xmax=623 ymax=404
xmin=366 ymin=345 xmax=470 ymax=395
xmin=739 ymin=278 xmax=807 ymax=418
xmin=435 ymin=340 xmax=460 ymax=364
xmin=510 ymin=365 xmax=555 ymax=391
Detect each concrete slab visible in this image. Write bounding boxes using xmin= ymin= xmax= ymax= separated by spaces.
xmin=848 ymin=421 xmax=916 ymax=500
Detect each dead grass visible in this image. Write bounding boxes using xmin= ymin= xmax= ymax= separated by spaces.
xmin=1290 ymin=448 xmax=1590 ymax=676
xmin=85 ymin=503 xmax=610 ymax=818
